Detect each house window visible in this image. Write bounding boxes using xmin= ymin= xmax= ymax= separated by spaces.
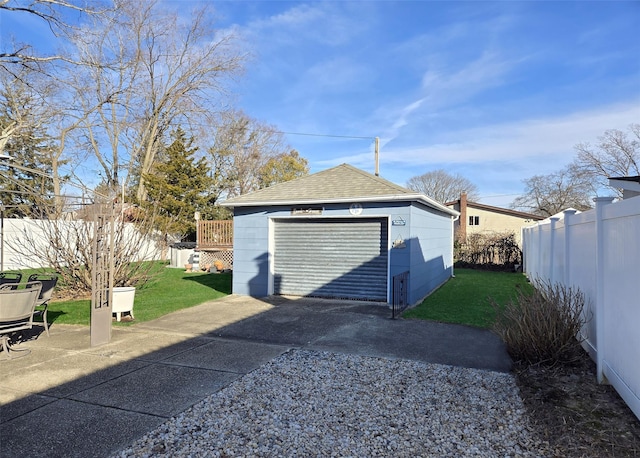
xmin=469 ymin=216 xmax=480 ymax=226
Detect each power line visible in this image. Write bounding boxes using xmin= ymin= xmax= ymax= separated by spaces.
xmin=478 ymin=193 xmax=521 ymax=199
xmin=273 ymin=130 xmax=375 ymax=141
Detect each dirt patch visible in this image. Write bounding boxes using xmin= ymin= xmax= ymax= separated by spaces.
xmin=514 ymin=352 xmax=640 ymax=457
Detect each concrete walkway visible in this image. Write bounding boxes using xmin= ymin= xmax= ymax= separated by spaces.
xmin=0 ymin=295 xmax=511 ymax=458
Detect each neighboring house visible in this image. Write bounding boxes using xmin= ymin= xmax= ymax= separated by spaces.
xmin=446 ymin=192 xmax=544 ymax=246
xmin=609 ymin=176 xmax=640 ymax=200
xmin=221 ymin=164 xmax=459 ymax=306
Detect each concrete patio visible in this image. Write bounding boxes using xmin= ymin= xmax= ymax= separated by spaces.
xmin=0 ymin=294 xmax=511 ymax=457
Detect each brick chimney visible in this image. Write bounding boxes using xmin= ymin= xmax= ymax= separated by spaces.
xmin=458 ymin=191 xmax=467 ymax=241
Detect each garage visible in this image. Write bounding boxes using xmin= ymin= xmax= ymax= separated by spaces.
xmin=273 ymin=218 xmax=388 ymax=300
xmin=222 ymin=163 xmax=458 ymax=305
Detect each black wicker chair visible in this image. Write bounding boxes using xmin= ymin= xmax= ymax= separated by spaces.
xmin=0 ymin=272 xmax=22 ymax=290
xmin=26 ymin=274 xmax=58 ymax=337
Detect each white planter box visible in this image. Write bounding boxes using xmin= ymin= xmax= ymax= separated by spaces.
xmin=112 ymin=286 xmax=136 ymax=322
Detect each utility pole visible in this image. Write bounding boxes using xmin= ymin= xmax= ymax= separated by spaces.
xmin=374 ymin=137 xmax=380 ymax=176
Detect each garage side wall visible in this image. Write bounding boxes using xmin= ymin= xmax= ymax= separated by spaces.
xmin=407 ymin=203 xmax=455 ymax=304
xmin=231 ymin=208 xmax=271 ymax=297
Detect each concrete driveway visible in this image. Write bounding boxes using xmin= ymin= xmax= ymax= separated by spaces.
xmin=0 ymin=294 xmax=511 ymax=458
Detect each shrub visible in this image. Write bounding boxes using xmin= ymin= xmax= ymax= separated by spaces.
xmin=455 ymin=232 xmax=521 ymax=270
xmin=491 ymin=280 xmax=590 ymax=366
xmin=7 ymin=210 xmax=168 ymax=297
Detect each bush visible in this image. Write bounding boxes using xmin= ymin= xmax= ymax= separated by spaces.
xmin=455 ymin=232 xmax=521 ymax=270
xmin=491 ymin=280 xmax=590 ymax=366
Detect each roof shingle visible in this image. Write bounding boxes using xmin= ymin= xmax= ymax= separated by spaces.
xmin=223 ymin=164 xmax=413 ymax=204
xmin=221 ymin=163 xmax=459 ymax=216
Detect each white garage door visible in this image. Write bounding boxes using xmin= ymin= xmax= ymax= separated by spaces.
xmin=273 ymin=218 xmax=388 ymax=300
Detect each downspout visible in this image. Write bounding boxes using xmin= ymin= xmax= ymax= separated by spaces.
xmin=451 ymin=213 xmax=459 ymax=278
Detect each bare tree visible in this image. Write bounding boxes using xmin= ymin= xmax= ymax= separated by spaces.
xmin=511 ymin=165 xmax=593 ymax=217
xmin=0 ymin=0 xmax=108 ymax=72
xmin=0 ymin=58 xmax=114 ymax=216
xmin=208 ymin=111 xmax=293 ymax=198
xmin=0 ymin=66 xmax=63 ymax=216
xmin=0 ymin=66 xmax=49 ymax=155
xmin=406 ymin=169 xmax=479 ymax=203
xmin=62 ymin=0 xmax=244 ymax=199
xmin=573 ymin=124 xmax=640 ymax=198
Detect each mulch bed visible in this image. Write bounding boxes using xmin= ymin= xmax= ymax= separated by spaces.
xmin=514 ymin=352 xmax=640 ymax=457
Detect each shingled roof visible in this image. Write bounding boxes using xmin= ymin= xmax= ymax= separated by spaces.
xmin=221 ymin=163 xmax=458 ymax=216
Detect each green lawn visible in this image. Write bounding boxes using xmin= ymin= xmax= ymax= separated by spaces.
xmin=46 ymin=266 xmax=231 ymax=327
xmin=403 ymin=268 xmax=532 ymax=329
xmin=25 ymin=265 xmax=526 ymax=329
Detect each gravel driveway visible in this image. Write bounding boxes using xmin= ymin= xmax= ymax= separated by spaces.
xmin=113 ymin=350 xmax=549 ymax=457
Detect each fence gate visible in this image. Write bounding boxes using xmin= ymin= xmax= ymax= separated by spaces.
xmin=90 ymin=204 xmax=115 ymax=346
xmin=391 ymin=271 xmax=409 ymax=319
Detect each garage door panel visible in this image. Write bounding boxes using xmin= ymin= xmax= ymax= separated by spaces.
xmin=273 ymin=218 xmax=388 ymax=300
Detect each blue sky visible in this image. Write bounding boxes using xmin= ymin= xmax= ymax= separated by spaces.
xmin=213 ymin=1 xmax=640 ymax=206
xmin=2 ymin=1 xmax=639 ymax=207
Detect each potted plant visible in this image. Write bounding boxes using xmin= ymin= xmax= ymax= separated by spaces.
xmin=112 ymin=286 xmax=136 ymax=322
xmin=213 ymin=260 xmax=224 ymax=272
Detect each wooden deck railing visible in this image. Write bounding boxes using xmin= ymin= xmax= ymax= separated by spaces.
xmin=197 ymin=220 xmax=233 ymax=250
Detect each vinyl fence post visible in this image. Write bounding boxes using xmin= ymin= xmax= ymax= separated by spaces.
xmin=594 ymin=197 xmax=614 ymax=384
xmin=536 ymin=223 xmax=543 ymax=282
xmin=563 ymin=209 xmax=577 ymax=287
xmin=549 ymin=217 xmax=559 ymax=284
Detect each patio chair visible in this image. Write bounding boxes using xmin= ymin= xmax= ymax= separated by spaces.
xmin=26 ymin=274 xmax=58 ymax=337
xmin=0 ymin=281 xmax=42 ymax=360
xmin=0 ymin=272 xmax=22 ymax=290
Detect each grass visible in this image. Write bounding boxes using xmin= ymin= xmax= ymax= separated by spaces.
xmin=26 ymin=265 xmax=525 ymax=329
xmin=403 ymin=268 xmax=533 ymax=328
xmin=45 ymin=265 xmax=231 ymax=327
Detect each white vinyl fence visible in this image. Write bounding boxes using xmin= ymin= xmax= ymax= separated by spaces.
xmin=1 ymin=218 xmax=166 ymax=271
xmin=522 ymin=196 xmax=640 ymax=421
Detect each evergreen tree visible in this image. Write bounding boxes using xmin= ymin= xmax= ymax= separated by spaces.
xmin=0 ymin=118 xmax=56 ymax=218
xmin=142 ymin=128 xmax=214 ymax=240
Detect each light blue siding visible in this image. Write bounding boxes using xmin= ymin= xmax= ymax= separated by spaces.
xmin=231 ymin=201 xmax=454 ymax=303
xmin=407 ymin=203 xmax=454 ymax=304
xmin=231 ymin=209 xmax=271 ymax=297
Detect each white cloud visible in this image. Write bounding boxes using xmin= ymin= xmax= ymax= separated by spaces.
xmin=299 ymin=57 xmax=371 ymax=94
xmin=318 ymin=100 xmax=639 ymax=175
xmin=380 ymin=101 xmax=640 ymax=167
xmin=241 ymin=2 xmax=371 ymax=48
xmin=374 ymin=49 xmax=521 ymax=148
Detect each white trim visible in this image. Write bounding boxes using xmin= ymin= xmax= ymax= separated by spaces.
xmin=222 ymin=194 xmax=459 ymax=217
xmin=267 ymin=218 xmax=275 ymax=296
xmin=609 ymin=178 xmax=640 ymax=193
